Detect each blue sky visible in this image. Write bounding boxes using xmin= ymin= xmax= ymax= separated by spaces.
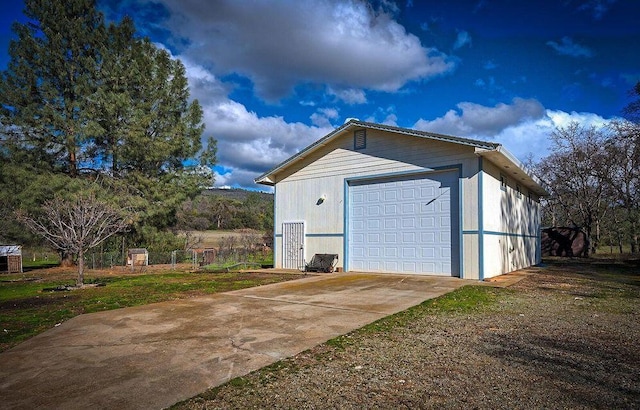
xmin=1 ymin=0 xmax=639 ymax=190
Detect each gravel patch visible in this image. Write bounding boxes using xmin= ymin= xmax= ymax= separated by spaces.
xmin=173 ymin=260 xmax=640 ymax=409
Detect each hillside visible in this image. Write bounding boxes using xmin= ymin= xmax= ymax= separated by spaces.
xmin=203 ymin=188 xmax=273 ymax=201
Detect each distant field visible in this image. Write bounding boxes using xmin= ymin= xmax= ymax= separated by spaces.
xmin=180 ymin=230 xmax=266 ymax=249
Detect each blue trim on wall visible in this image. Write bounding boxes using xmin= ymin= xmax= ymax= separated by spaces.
xmin=277 ymin=233 xmax=343 ymax=238
xmin=344 ymin=165 xmax=463 ymax=277
xmin=486 ymin=231 xmax=540 ymax=238
xmin=343 ymin=178 xmax=350 ymax=271
xmin=345 ymin=165 xmax=457 ymax=185
xmin=457 ymin=165 xmax=464 ymax=279
xmin=478 ymin=157 xmax=484 ymax=281
xmin=463 ymin=230 xmax=539 ymax=239
xmin=273 ymin=185 xmax=278 ymax=268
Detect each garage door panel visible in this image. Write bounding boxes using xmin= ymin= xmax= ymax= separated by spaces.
xmin=352 ymin=206 xmax=364 ymax=217
xmin=384 ymin=261 xmax=398 ymax=271
xmin=422 ymin=232 xmax=436 ymax=243
xmin=421 ymin=217 xmax=435 ymax=228
xmin=384 ymin=191 xmax=397 ymax=201
xmin=400 ymin=203 xmax=414 ymax=214
xmin=384 ymin=232 xmax=397 ymax=243
xmin=384 ymin=248 xmax=397 ymax=257
xmin=349 ymin=171 xmax=459 ymax=276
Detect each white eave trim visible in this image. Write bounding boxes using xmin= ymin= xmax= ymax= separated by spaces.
xmin=475 ymin=146 xmax=549 ymax=196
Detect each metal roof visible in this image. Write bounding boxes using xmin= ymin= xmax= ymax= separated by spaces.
xmin=0 ymin=245 xmax=22 ymax=256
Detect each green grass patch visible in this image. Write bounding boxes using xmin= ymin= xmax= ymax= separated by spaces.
xmin=0 ymin=270 xmax=294 ymax=352
xmin=324 ymin=286 xmax=505 ymax=350
xmin=361 ymin=285 xmax=503 ymax=334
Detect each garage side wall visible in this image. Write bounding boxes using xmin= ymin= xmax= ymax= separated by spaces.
xmin=481 ymin=161 xmax=542 ymax=278
xmin=273 ymin=129 xmax=480 ymax=274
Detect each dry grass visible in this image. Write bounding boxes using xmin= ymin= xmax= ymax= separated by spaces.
xmin=180 ymin=230 xmax=265 ymax=249
xmin=173 ymin=257 xmax=640 ymax=409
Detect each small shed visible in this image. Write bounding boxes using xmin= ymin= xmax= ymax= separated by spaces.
xmin=0 ymin=245 xmax=23 ymax=273
xmin=194 ymin=248 xmax=216 ymax=266
xmin=127 ymin=248 xmax=149 ymax=267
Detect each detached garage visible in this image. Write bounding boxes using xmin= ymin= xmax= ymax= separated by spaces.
xmin=256 ymin=120 xmax=547 ymax=280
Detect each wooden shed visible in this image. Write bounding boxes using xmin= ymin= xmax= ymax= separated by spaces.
xmin=256 ymin=120 xmax=548 ymax=280
xmin=127 ymin=248 xmax=149 ymax=267
xmin=0 ymin=245 xmax=23 ymax=274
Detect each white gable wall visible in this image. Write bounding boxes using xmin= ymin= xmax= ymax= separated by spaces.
xmin=273 ymin=128 xmax=483 ymax=277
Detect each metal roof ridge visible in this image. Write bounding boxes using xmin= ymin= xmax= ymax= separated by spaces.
xmin=350 ymin=120 xmax=501 ymax=149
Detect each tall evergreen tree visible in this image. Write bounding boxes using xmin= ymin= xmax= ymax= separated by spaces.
xmin=0 ymin=0 xmax=104 ymax=176
xmin=1 ymin=0 xmax=216 ymax=254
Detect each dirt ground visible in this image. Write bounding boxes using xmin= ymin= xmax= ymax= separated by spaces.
xmin=174 ymin=259 xmax=640 ymax=409
xmin=14 ymin=263 xmax=198 ymax=281
xmin=181 ymin=230 xmax=265 ymax=249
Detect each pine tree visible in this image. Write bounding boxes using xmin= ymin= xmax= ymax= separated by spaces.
xmin=1 ymin=0 xmax=217 ymax=257
xmin=0 ymin=0 xmax=104 ymax=176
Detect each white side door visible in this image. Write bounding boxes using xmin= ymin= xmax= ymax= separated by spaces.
xmin=282 ymin=221 xmax=305 ymax=269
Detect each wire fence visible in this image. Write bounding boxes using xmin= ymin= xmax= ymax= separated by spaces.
xmin=81 ymin=247 xmax=272 ymax=270
xmin=16 ymin=231 xmax=273 ymax=272
xmin=79 ymin=251 xmax=196 ymax=269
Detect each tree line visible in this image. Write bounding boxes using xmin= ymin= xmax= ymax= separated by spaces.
xmin=535 ymin=83 xmax=640 ymax=255
xmin=176 ymin=191 xmax=274 ymax=232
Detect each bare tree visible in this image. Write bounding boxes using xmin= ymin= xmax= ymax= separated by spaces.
xmin=17 ymin=194 xmax=131 ymax=286
xmin=605 ymin=120 xmax=640 ymax=252
xmin=537 ymin=122 xmax=610 ymax=254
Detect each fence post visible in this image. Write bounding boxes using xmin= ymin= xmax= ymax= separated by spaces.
xmin=171 ymin=250 xmax=176 ymax=268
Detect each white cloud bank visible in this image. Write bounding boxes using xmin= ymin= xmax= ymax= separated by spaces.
xmin=131 ymin=2 xmax=615 ymax=190
xmin=155 ymin=0 xmax=456 ymax=101
xmin=414 ymin=98 xmax=611 ymax=161
xmin=176 ymin=55 xmax=332 ymax=189
xmin=142 ymin=0 xmax=459 ymax=189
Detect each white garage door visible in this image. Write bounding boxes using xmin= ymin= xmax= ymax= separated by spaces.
xmin=348 ymin=170 xmax=459 ymax=276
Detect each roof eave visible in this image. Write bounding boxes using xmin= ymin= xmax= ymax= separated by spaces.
xmin=475 ymin=146 xmax=549 ymax=196
xmin=254 ymin=120 xmax=356 ymax=185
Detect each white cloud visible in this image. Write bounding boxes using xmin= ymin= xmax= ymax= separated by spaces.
xmin=414 ymin=98 xmax=546 ymax=137
xmin=453 ymin=30 xmax=472 ymax=50
xmin=202 ymin=99 xmax=331 ymax=169
xmin=174 ymin=55 xmax=334 ymax=188
xmin=310 ymin=107 xmax=340 ymax=127
xmin=327 ymin=87 xmax=368 ymax=105
xmin=413 ymin=98 xmax=612 ymax=161
xmin=546 ymin=36 xmax=594 ymax=58
xmin=155 ymin=0 xmax=456 ymax=100
xmin=382 ymin=113 xmax=398 ymax=126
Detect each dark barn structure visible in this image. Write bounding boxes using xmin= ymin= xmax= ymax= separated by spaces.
xmin=541 ymin=227 xmax=588 ymax=257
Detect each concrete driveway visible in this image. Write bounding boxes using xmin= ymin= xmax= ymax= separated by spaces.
xmin=0 ymin=272 xmax=470 ymax=409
